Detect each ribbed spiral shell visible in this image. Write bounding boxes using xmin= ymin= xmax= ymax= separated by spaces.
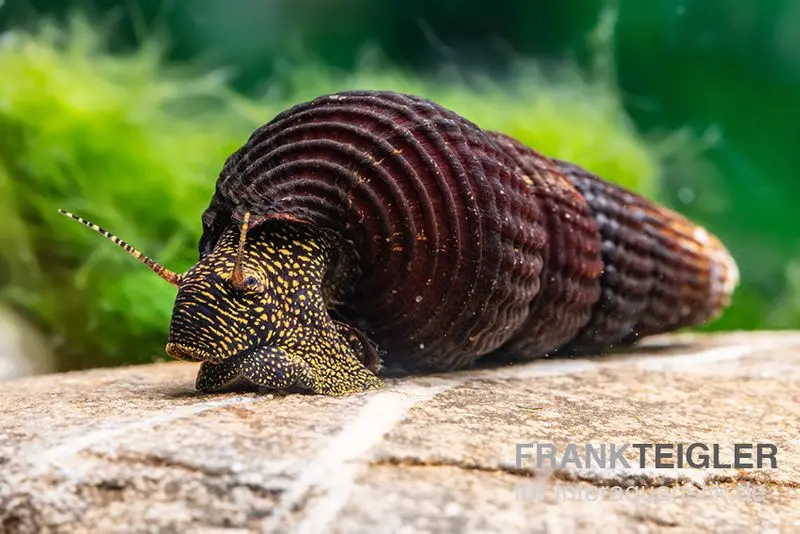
xmin=200 ymin=90 xmax=738 ymax=371
xmin=557 ymin=160 xmax=739 ymax=350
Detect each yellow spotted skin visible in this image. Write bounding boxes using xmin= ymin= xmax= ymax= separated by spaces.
xmin=166 ymin=222 xmax=383 ymax=395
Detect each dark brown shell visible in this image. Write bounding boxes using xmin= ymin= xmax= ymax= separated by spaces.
xmin=556 ymin=161 xmax=738 ymax=350
xmin=200 ymin=90 xmax=738 ymax=371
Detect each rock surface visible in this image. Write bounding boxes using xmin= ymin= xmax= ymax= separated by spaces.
xmin=0 ymin=331 xmax=799 ymax=533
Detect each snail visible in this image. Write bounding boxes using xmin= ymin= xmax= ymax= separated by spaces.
xmin=60 ymin=90 xmax=739 ymax=395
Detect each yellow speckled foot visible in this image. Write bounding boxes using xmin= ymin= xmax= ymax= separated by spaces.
xmin=195 ymin=346 xmax=311 ymax=393
xmin=300 ymin=354 xmax=384 ymax=396
xmin=195 ymin=344 xmax=383 ymax=395
xmin=239 ymin=344 xmax=383 ymax=395
xmin=196 ymin=353 xmax=244 ymax=392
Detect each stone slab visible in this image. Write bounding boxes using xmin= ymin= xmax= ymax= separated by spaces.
xmin=0 ymin=331 xmax=799 ymax=533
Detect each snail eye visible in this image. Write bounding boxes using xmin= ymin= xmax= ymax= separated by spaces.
xmin=242 ymin=275 xmax=265 ymax=293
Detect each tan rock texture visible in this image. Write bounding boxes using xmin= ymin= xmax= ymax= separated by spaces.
xmin=0 ymin=331 xmax=798 ymax=533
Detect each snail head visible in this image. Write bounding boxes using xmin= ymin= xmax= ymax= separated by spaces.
xmin=165 ymin=212 xmax=285 ymax=365
xmin=60 ymin=209 xmax=381 ymax=395
xmin=165 ymin=215 xmax=382 ymax=394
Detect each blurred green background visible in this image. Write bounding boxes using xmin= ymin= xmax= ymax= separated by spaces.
xmin=0 ymin=0 xmax=797 ymax=372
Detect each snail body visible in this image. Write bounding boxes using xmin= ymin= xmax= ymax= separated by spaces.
xmin=61 ymin=90 xmax=738 ymax=395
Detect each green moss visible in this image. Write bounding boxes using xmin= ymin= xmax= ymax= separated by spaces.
xmin=0 ymin=19 xmax=662 ymax=370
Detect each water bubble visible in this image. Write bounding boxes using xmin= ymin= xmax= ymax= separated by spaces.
xmin=678 ymin=188 xmax=695 ymax=204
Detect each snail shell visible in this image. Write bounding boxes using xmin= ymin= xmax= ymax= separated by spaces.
xmin=199 ymin=90 xmax=738 ymax=372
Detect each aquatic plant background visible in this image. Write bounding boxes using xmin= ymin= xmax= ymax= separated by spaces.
xmin=0 ymin=0 xmax=797 ymax=370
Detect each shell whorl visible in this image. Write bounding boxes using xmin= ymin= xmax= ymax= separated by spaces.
xmin=556 ymin=160 xmax=738 ymax=348
xmin=200 ymin=90 xmax=738 ymax=371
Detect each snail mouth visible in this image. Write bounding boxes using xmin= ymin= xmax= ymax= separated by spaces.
xmin=165 ymin=343 xmax=226 ymax=364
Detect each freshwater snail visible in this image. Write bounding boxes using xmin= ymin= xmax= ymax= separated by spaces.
xmin=60 ymin=90 xmax=739 ymax=395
